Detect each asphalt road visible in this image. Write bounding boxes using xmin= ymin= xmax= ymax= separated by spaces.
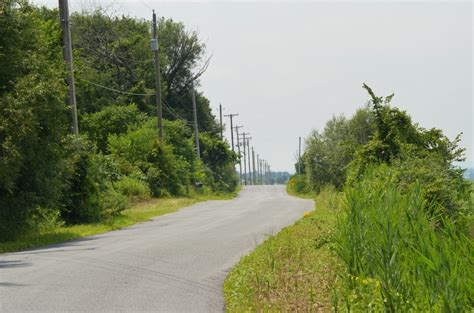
xmin=0 ymin=185 xmax=313 ymax=312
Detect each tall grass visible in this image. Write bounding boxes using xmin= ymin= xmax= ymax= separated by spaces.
xmin=335 ymin=168 xmax=473 ymax=311
xmin=224 ymin=187 xmax=342 ymax=312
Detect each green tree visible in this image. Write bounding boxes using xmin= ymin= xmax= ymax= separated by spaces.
xmin=81 ymin=104 xmax=147 ymax=153
xmin=0 ymin=1 xmax=69 ymax=239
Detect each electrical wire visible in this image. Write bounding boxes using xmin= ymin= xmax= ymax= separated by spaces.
xmin=77 ymin=77 xmax=207 ymax=130
xmin=78 ymin=78 xmax=155 ymax=96
xmin=112 ymin=54 xmax=155 ymax=64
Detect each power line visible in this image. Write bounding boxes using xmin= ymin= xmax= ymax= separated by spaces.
xmin=78 ymin=78 xmax=155 ymax=96
xmin=112 ymin=54 xmax=154 ymax=64
xmin=76 ymin=78 xmax=198 ymax=127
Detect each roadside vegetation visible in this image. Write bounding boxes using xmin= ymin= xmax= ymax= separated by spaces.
xmin=0 ymin=2 xmax=238 ymax=247
xmin=226 ymin=84 xmax=473 ymax=311
xmin=225 ymin=187 xmax=342 ymax=312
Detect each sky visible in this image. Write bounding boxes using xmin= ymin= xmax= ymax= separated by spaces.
xmin=33 ymin=0 xmax=473 ymax=173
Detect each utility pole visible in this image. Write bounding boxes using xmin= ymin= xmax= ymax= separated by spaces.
xmin=224 ymin=113 xmax=238 ymax=152
xmin=257 ymin=153 xmax=261 ymax=185
xmin=58 ymin=0 xmax=78 ymax=135
xmin=247 ymin=138 xmax=252 ymax=185
xmin=234 ymin=126 xmax=243 ymax=184
xmin=219 ymin=104 xmax=223 ymax=140
xmin=152 ymin=10 xmax=163 ymax=140
xmin=191 ymin=82 xmax=200 ymax=159
xmin=252 ymin=147 xmax=257 ymax=185
xmin=241 ymin=133 xmax=248 ymax=185
xmin=266 ymin=162 xmax=270 ymax=184
xmin=298 ymin=136 xmax=302 ymax=175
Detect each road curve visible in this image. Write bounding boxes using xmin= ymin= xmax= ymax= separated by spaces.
xmin=0 ymin=185 xmax=313 ymax=312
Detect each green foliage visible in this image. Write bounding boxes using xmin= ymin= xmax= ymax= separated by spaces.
xmin=291 ymin=84 xmax=473 ymax=311
xmin=199 ymin=132 xmax=239 ymax=192
xmin=70 ymin=9 xmax=219 ymax=133
xmin=0 ymin=1 xmax=68 ymax=240
xmin=303 ymin=108 xmax=375 ymax=192
xmin=109 ymin=120 xmax=185 ymax=197
xmin=347 ymin=85 xmax=470 ymax=219
xmin=0 ymin=2 xmax=238 ymax=242
xmin=60 ymin=135 xmax=129 ymax=224
xmin=287 ymin=175 xmax=311 ymax=195
xmin=60 ymin=135 xmax=102 ymax=224
xmin=335 ymin=166 xmax=473 ymax=311
xmin=114 ymin=176 xmax=151 ymax=202
xmin=81 ymin=104 xmax=147 ymax=153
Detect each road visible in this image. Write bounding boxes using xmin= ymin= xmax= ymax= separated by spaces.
xmin=0 ymin=185 xmax=313 ymax=312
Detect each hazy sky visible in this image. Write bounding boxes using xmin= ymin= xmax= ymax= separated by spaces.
xmin=33 ymin=0 xmax=473 ymax=172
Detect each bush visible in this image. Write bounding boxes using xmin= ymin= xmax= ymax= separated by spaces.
xmin=302 ymin=108 xmax=374 ymax=193
xmin=199 ymin=132 xmax=238 ymax=192
xmin=335 ymin=166 xmax=473 ymax=311
xmin=114 ymin=176 xmax=151 ymax=202
xmin=60 ymin=135 xmax=130 ymax=224
xmin=109 ymin=119 xmax=184 ymax=196
xmin=60 ymin=135 xmax=102 ymax=224
xmin=0 ymin=1 xmax=68 ymax=240
xmin=98 ymin=187 xmax=129 ymax=218
xmin=81 ymin=104 xmax=147 ymax=153
xmin=287 ymin=175 xmax=310 ymax=195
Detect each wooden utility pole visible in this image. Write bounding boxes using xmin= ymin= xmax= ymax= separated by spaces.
xmin=247 ymin=138 xmax=252 ymax=185
xmin=234 ymin=126 xmax=243 ymax=184
xmin=152 ymin=10 xmax=163 ymax=140
xmin=241 ymin=133 xmax=247 ymax=185
xmin=257 ymin=153 xmax=261 ymax=185
xmin=219 ymin=104 xmax=223 ymax=140
xmin=191 ymin=82 xmax=200 ymax=159
xmin=252 ymin=147 xmax=256 ymax=185
xmin=268 ymin=164 xmax=271 ymax=185
xmin=58 ymin=0 xmax=78 ymax=134
xmin=224 ymin=113 xmax=238 ymax=152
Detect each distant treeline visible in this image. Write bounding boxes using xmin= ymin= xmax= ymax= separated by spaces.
xmin=0 ymin=1 xmax=238 ymax=241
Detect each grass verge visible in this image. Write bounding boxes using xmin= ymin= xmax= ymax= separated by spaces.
xmin=224 ymin=187 xmax=342 ymax=312
xmin=0 ymin=189 xmax=240 ymax=254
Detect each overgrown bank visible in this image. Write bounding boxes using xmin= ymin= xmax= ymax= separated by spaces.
xmin=225 ymin=84 xmax=473 ymax=311
xmin=224 ymin=187 xmax=343 ymax=312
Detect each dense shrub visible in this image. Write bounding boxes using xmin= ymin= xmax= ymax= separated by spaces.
xmin=335 ymin=166 xmax=473 ymax=311
xmin=294 ymin=85 xmax=473 ymax=311
xmin=199 ymin=132 xmax=239 ymax=192
xmin=109 ymin=120 xmax=184 ymax=196
xmin=0 ymin=1 xmax=68 ymax=240
xmin=98 ymin=187 xmax=129 ymax=218
xmin=287 ymin=175 xmax=310 ymax=195
xmin=347 ymin=85 xmax=470 ymax=219
xmin=302 ymin=108 xmax=374 ymax=192
xmin=114 ymin=176 xmax=151 ymax=202
xmin=60 ymin=136 xmax=102 ymax=224
xmin=81 ymin=104 xmax=147 ymax=153
xmin=60 ymin=135 xmax=129 ymax=223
